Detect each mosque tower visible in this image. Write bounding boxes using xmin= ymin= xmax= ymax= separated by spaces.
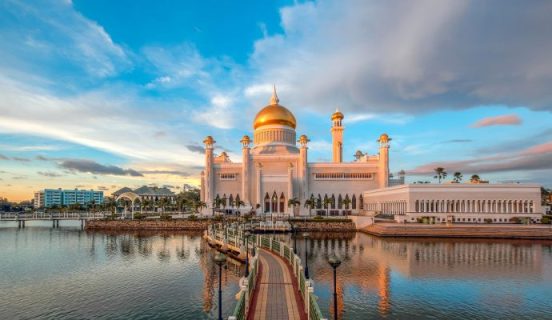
xmin=331 ymin=109 xmax=344 ymax=163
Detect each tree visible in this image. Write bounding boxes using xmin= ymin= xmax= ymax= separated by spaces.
xmin=453 ymin=172 xmax=463 ymax=183
xmin=304 ymin=199 xmax=315 ymax=217
xmin=193 ymin=201 xmax=207 ymax=216
xmin=234 ymin=200 xmax=245 ymax=215
xmin=159 ymin=197 xmax=169 ymax=213
xmin=323 ymin=197 xmax=332 ymax=217
xmin=470 ymin=174 xmax=481 ymax=184
xmin=287 ymin=198 xmax=300 ymax=216
xmin=342 ymin=198 xmax=352 ymax=213
xmin=433 ymin=167 xmax=447 ymax=184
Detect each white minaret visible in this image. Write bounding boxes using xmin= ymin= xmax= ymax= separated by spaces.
xmin=377 ymin=133 xmax=391 ymax=189
xmin=203 ymin=136 xmax=215 ymax=213
xmin=331 ymin=109 xmax=344 ymax=163
xmin=298 ymin=134 xmax=309 ymax=215
xmin=240 ymin=135 xmax=251 ymax=207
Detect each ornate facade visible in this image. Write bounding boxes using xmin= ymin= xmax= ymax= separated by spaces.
xmin=200 ymin=87 xmax=390 ymax=215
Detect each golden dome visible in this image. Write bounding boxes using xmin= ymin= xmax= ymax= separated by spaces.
xmin=331 ymin=109 xmax=344 ymax=120
xmin=378 ymin=133 xmax=390 ymax=143
xmin=253 ymin=86 xmax=297 ymax=129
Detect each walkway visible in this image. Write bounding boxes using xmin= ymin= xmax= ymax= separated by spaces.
xmin=248 ymin=249 xmax=307 ymax=320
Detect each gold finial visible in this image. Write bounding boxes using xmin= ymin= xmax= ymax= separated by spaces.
xmin=270 ymin=84 xmax=279 ymax=105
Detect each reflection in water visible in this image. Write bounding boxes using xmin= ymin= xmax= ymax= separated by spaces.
xmin=2 ymin=222 xmax=552 ymax=320
xmin=0 ymin=223 xmax=241 ymax=320
xmin=294 ymin=233 xmax=552 ymax=319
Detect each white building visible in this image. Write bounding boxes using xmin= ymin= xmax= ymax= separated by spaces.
xmin=364 ymin=184 xmax=543 ymax=223
xmin=200 ymin=88 xmax=391 ymax=215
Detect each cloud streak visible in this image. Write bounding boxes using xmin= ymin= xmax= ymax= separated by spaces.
xmin=471 ymin=114 xmax=522 ymax=128
xmin=59 ymin=159 xmax=144 ymax=177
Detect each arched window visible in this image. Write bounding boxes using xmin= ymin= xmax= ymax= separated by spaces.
xmin=317 ymin=194 xmax=322 ymax=209
xmin=215 ymin=194 xmax=220 ymax=208
xmin=338 ymin=194 xmax=343 ymax=209
xmin=222 ymin=194 xmax=227 ymax=208
xmin=264 ymin=193 xmax=270 ymax=213
xmin=352 ymin=194 xmax=357 ymax=210
xmin=344 ymin=194 xmax=350 ymax=209
xmin=324 ymin=194 xmax=329 ymax=209
xmin=228 ymin=194 xmax=234 ymax=208
xmin=359 ymin=194 xmax=363 ymax=210
xmin=272 ymin=192 xmax=278 ymax=213
xmin=331 ymin=194 xmax=336 ymax=209
xmin=279 ymin=193 xmax=285 ymax=213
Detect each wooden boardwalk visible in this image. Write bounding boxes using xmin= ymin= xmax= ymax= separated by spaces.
xmin=248 ymin=249 xmax=307 ymax=320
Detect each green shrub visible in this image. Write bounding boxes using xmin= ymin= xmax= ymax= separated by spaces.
xmin=509 ymin=217 xmax=521 ymax=224
xmin=160 ymin=214 xmax=172 ymax=221
xmin=542 ymin=216 xmax=551 ymax=224
xmin=313 ymin=215 xmax=324 ymax=220
xmin=188 ymin=214 xmax=197 ymax=221
xmin=212 ymin=215 xmax=223 ymax=222
xmin=133 ymin=213 xmax=144 ymax=220
xmin=416 ymin=217 xmax=423 ymax=223
xmin=484 ymin=218 xmax=492 ymax=224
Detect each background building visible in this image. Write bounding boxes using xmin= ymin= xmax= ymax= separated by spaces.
xmin=34 ymin=188 xmax=104 ymax=208
xmin=364 ymin=184 xmax=543 ymax=223
xmin=112 ymin=186 xmax=176 ymax=204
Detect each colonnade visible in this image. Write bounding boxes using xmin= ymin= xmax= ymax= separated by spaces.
xmin=365 ymin=201 xmax=407 ymax=215
xmin=414 ymin=199 xmax=534 ymax=214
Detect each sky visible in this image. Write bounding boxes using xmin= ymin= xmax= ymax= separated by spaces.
xmin=1 ymin=0 xmax=552 ymax=201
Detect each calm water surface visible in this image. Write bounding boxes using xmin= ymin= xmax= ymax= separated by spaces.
xmin=2 ymin=221 xmax=552 ymax=319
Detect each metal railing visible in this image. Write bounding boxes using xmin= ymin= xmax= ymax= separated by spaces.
xmin=0 ymin=212 xmax=106 ymax=220
xmin=208 ymin=224 xmax=326 ymax=320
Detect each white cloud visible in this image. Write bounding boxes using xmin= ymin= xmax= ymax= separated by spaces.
xmin=249 ymin=0 xmax=552 ymax=114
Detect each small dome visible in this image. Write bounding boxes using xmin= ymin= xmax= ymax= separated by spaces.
xmin=253 ymin=86 xmax=297 ymax=129
xmin=331 ymin=109 xmax=344 ymax=120
xmin=378 ymin=133 xmax=390 ymax=143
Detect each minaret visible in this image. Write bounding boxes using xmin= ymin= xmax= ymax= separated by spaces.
xmin=203 ymin=136 xmax=215 ymax=213
xmin=240 ymin=135 xmax=251 ymax=207
xmin=377 ymin=133 xmax=391 ymax=189
xmin=331 ymin=109 xmax=344 ymax=163
xmin=298 ymin=134 xmax=310 ymax=215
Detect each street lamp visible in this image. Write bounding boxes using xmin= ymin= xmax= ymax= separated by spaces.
xmin=303 ymin=232 xmax=310 ymax=279
xmin=244 ymin=231 xmax=251 ymax=278
xmin=214 ymin=253 xmax=227 ymax=320
xmin=328 ymin=256 xmax=342 ymax=320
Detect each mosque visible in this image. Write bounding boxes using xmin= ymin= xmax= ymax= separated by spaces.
xmin=200 ymin=88 xmax=543 ymax=223
xmin=200 ymin=87 xmax=389 ymax=216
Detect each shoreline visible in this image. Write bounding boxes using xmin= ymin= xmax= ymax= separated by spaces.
xmin=362 ymin=223 xmax=552 ymax=240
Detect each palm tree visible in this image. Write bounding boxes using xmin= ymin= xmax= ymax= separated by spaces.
xmin=287 ymin=198 xmax=300 ymax=216
xmin=234 ymin=200 xmax=245 ymax=215
xmin=323 ymin=197 xmax=332 ymax=217
xmin=342 ymin=198 xmax=352 ymax=215
xmin=470 ymin=174 xmax=481 ymax=183
xmin=159 ymin=198 xmax=169 ymax=214
xmin=453 ymin=172 xmax=463 ymax=183
xmin=304 ymin=199 xmax=315 ymax=217
xmin=433 ymin=167 xmax=447 ymax=184
xmin=194 ymin=201 xmax=207 ymax=216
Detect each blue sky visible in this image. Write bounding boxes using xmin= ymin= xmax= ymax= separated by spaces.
xmin=1 ymin=0 xmax=552 ymax=201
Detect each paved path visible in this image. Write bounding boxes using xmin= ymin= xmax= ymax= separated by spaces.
xmin=248 ymin=249 xmax=307 ymax=320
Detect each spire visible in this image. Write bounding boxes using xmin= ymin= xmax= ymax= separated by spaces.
xmin=270 ymin=84 xmax=279 ymax=105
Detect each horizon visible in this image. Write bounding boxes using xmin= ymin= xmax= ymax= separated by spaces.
xmin=2 ymin=0 xmax=552 ymax=202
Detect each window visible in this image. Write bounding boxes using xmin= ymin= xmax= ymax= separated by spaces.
xmin=220 ymin=173 xmax=237 ymax=180
xmin=313 ymin=172 xmax=373 ymax=180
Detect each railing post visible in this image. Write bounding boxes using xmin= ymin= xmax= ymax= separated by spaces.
xmin=306 ymin=284 xmax=313 ymax=318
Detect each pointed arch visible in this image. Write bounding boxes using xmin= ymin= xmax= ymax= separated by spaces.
xmin=344 ymin=194 xmax=350 ymax=209
xmin=338 ymin=194 xmax=343 ymax=209
xmin=352 ymin=194 xmax=357 ymax=210
xmin=331 ymin=194 xmax=336 ymax=209
xmin=272 ymin=192 xmax=278 ymax=212
xmin=359 ymin=194 xmax=363 ymax=210
xmin=228 ymin=194 xmax=234 ymax=208
xmin=264 ymin=192 xmax=270 ymax=213
xmin=279 ymin=192 xmax=285 ymax=213
xmin=317 ymin=194 xmax=322 ymax=209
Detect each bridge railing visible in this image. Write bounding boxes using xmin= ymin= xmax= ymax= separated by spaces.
xmin=258 ymin=235 xmax=326 ymax=320
xmin=0 ymin=212 xmax=106 ymax=220
xmin=207 ymin=224 xmax=326 ymax=320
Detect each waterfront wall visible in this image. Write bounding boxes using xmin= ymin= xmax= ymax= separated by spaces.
xmin=292 ymin=219 xmax=356 ymax=232
xmin=86 ymin=219 xmax=210 ymax=231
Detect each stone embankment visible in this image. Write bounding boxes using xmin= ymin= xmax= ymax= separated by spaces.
xmin=85 ymin=219 xmax=210 ymax=231
xmin=292 ymin=219 xmax=356 ymax=232
xmin=363 ymin=223 xmax=552 ymax=240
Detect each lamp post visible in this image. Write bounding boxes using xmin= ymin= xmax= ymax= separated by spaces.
xmin=214 ymin=253 xmax=227 ymax=320
xmin=328 ymin=256 xmax=342 ymax=320
xmin=303 ymin=232 xmax=310 ymax=279
xmin=244 ymin=231 xmax=251 ymax=277
xmin=292 ymin=223 xmax=298 ymax=254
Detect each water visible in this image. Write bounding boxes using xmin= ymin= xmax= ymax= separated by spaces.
xmin=2 ymin=222 xmax=552 ymax=319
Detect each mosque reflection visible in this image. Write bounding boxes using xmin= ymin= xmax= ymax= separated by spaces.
xmin=87 ymin=230 xmax=243 ymax=313
xmin=297 ymin=233 xmax=549 ymax=318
